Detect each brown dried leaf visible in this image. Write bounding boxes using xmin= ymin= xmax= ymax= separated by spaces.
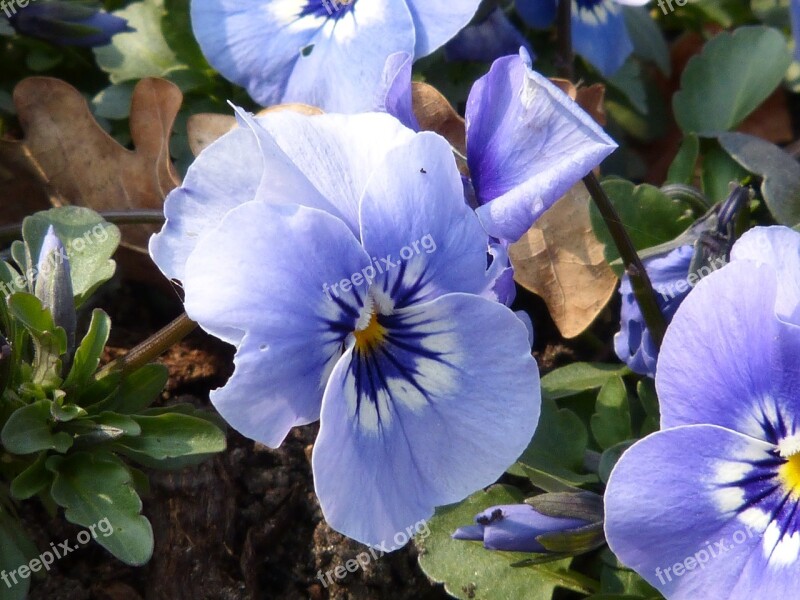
xmin=509 ymin=183 xmax=617 ymax=339
xmin=187 ymin=103 xmax=324 ymax=157
xmin=411 ymin=82 xmax=467 ymax=165
xmin=0 ymin=77 xmax=182 ymax=250
xmin=187 ymin=113 xmax=238 ymax=157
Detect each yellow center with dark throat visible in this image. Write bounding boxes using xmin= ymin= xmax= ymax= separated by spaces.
xmin=353 ymin=311 xmax=386 ymax=354
xmin=779 ymin=452 xmax=800 ymax=498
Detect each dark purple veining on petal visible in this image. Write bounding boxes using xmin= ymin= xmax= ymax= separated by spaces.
xmin=299 ymin=0 xmax=356 ymax=20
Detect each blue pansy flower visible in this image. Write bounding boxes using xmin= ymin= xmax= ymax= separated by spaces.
xmin=4 ymin=1 xmax=131 ymax=47
xmin=379 ymin=48 xmax=618 ymax=243
xmin=515 ymin=0 xmax=649 ymax=76
xmin=150 ymin=110 xmax=540 ymax=545
xmin=453 ymin=504 xmax=590 ymax=552
xmin=190 ymin=0 xmax=482 ymax=112
xmin=614 ymin=245 xmax=694 ymax=378
xmin=444 ymin=7 xmax=533 ymax=64
xmin=605 ymin=226 xmax=800 ymax=598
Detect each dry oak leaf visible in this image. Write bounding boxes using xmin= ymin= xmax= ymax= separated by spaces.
xmin=0 ymin=77 xmax=182 ymax=250
xmin=411 ymin=82 xmax=467 ymax=157
xmin=509 ymin=183 xmax=617 ymax=339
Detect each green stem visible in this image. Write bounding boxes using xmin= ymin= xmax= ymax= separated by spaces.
xmin=583 ymin=174 xmax=667 ymax=345
xmin=0 ymin=210 xmax=165 ymax=246
xmin=660 ymin=183 xmax=711 ymax=214
xmin=99 ymin=313 xmax=197 ymax=377
xmin=556 ymin=0 xmax=575 ymax=80
xmin=555 ymin=0 xmax=666 ymax=346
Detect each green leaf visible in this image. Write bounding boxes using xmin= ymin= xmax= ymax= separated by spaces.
xmin=1 ymin=400 xmax=72 ymax=454
xmin=10 ymin=241 xmax=30 ymax=290
xmin=417 ymin=485 xmax=598 ymax=600
xmin=516 ymin=465 xmax=591 ymax=493
xmin=598 ymin=440 xmax=635 ymax=485
xmin=607 ymin=60 xmax=647 ymax=115
xmin=21 ymin=207 xmax=120 ymax=306
xmin=10 ymin=451 xmax=52 ymax=500
xmin=8 ymin=293 xmax=67 ymax=387
xmin=91 ymin=82 xmax=136 ymax=120
xmin=590 ymin=377 xmax=631 ymax=450
xmin=517 ymin=398 xmax=588 ymax=474
xmin=623 ymin=7 xmax=670 ymax=75
xmin=718 ymin=132 xmax=800 ymax=227
xmin=64 ymin=309 xmax=111 ymax=391
xmin=77 ymin=370 xmax=123 ymax=410
xmin=7 ymin=293 xmax=66 ymax=350
xmin=112 ymin=364 xmax=169 ymax=414
xmin=666 ymin=134 xmax=699 ymax=185
xmin=47 ymin=451 xmax=154 ymax=565
xmin=114 ymin=413 xmax=226 ymax=469
xmin=673 ymin=26 xmax=791 ymax=134
xmin=70 ymin=412 xmax=141 ymax=445
xmin=751 ymin=0 xmax=790 ymax=29
xmin=94 ymin=0 xmax=185 ymax=84
xmin=636 ymin=379 xmax=660 ymax=436
xmin=162 ymin=0 xmax=212 ymax=72
xmin=50 ymin=401 xmax=87 ymax=423
xmin=0 ymin=260 xmax=22 ymax=291
xmin=700 ymin=143 xmax=750 ymax=204
xmin=541 ymin=363 xmax=629 ymax=401
xmin=0 ymin=507 xmax=36 ymax=600
xmin=600 ymin=551 xmax=661 ymax=597
xmin=591 ymin=180 xmax=693 ymax=274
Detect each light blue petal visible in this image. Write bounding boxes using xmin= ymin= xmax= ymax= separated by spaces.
xmin=191 ymin=0 xmax=321 ymax=107
xmin=614 ymin=245 xmax=694 ymax=377
xmin=280 ymin=2 xmax=416 ymax=112
xmin=467 ymin=50 xmax=617 ymax=242
xmin=605 ymin=425 xmax=792 ymax=600
xmin=731 ymin=226 xmax=800 ymax=324
xmin=191 ymin=0 xmax=416 ymax=112
xmin=149 ymin=125 xmax=263 ymax=287
xmin=377 ymin=52 xmax=419 ymax=130
xmin=312 ymin=292 xmax=540 ymax=545
xmin=657 ymin=261 xmax=778 ymax=439
xmin=149 ymin=108 xmax=325 ymax=290
xmin=182 ymin=201 xmax=372 ymax=446
xmin=403 ymin=0 xmax=482 ymax=57
xmin=484 ymin=242 xmax=516 ymax=306
xmin=257 ymin=111 xmax=418 ymax=236
xmin=572 ymin=0 xmax=633 ymax=76
xmin=359 ymin=132 xmax=492 ymax=308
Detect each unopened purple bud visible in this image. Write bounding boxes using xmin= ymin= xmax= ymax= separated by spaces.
xmin=34 ymin=226 xmax=76 ymax=349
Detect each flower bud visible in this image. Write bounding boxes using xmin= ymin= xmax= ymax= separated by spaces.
xmin=34 ymin=226 xmax=76 ymax=350
xmin=452 ymin=492 xmax=605 ymax=555
xmin=6 ymin=1 xmax=132 ymax=47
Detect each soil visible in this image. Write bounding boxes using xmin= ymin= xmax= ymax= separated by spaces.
xmin=16 ymin=273 xmax=618 ymax=600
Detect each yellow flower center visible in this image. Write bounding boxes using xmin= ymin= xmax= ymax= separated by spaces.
xmin=353 ymin=310 xmax=386 ymax=354
xmin=779 ymin=452 xmax=800 ymax=498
